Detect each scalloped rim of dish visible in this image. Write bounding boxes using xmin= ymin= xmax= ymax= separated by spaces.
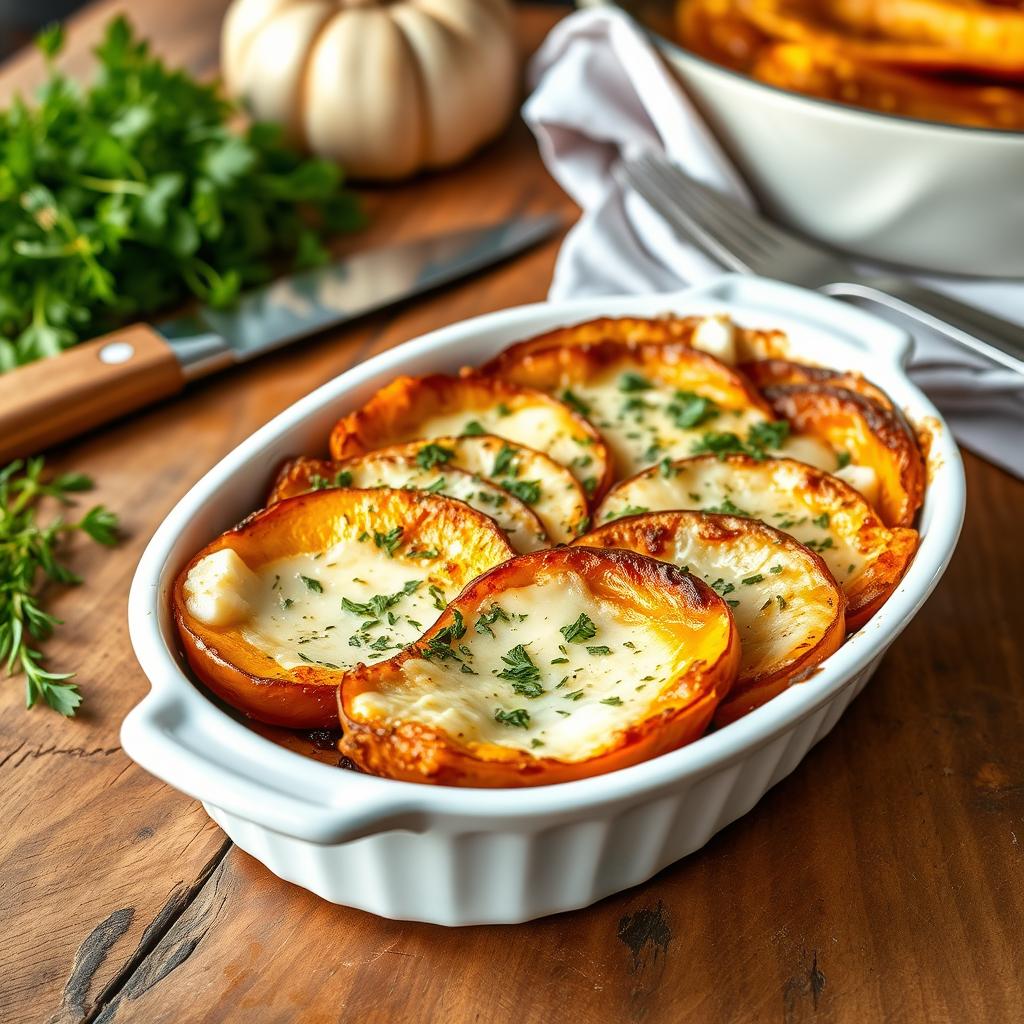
xmin=121 ymin=274 xmax=964 ymax=845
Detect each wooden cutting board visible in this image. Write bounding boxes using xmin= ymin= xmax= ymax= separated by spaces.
xmin=1 ymin=3 xmax=1022 ymax=1023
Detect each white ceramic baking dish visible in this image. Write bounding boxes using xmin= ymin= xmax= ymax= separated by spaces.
xmin=121 ymin=275 xmax=964 ymax=925
xmin=581 ymin=0 xmax=1024 ymax=277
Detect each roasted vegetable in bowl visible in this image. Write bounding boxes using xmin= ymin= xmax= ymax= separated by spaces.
xmin=172 ymin=311 xmax=930 ymax=785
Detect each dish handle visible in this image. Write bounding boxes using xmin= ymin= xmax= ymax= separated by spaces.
xmin=120 ymin=694 xmax=427 ymax=846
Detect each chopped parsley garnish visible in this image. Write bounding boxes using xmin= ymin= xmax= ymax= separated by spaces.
xmin=461 ymin=420 xmax=486 ymax=436
xmin=564 ymin=689 xmax=585 ymax=701
xmin=667 ymin=390 xmax=718 ymax=429
xmin=561 ymin=389 xmax=591 ymax=415
xmin=770 ymin=565 xmax=783 ymax=574
xmin=777 ymin=595 xmax=787 ymax=610
xmin=836 ymin=450 xmax=852 ymax=469
xmin=692 ymin=420 xmax=790 ymax=461
xmin=582 ymin=476 xmax=598 ymax=498
xmin=618 ymin=371 xmax=653 ymax=393
xmin=492 ymin=444 xmax=518 ymax=477
xmin=710 ymin=578 xmax=735 ymax=596
xmin=300 ymin=574 xmax=322 ymax=593
xmin=422 ymin=477 xmax=447 ymax=494
xmin=415 ymin=443 xmax=455 ymax=471
xmin=504 ymin=479 xmax=542 ymax=505
xmin=804 ymin=537 xmax=834 ymax=553
xmin=813 ymin=512 xmax=831 ymax=529
xmin=604 ymin=504 xmax=648 ymax=521
xmin=297 ymin=652 xmax=340 ymax=670
xmin=586 ymin=645 xmax=612 ymax=656
xmin=741 ymin=573 xmax=764 ymax=585
xmin=309 ymin=469 xmax=353 ymax=491
xmin=341 ymin=580 xmax=420 ymax=618
xmin=475 ymin=603 xmax=510 ymax=637
xmin=530 ymin=738 xmax=545 ymax=749
xmin=659 ymin=457 xmax=677 ymax=479
xmin=494 ymin=707 xmax=530 ymax=729
xmin=420 ymin=610 xmax=468 ymax=662
xmin=747 ymin=420 xmax=790 ymax=453
xmin=497 ymin=644 xmax=543 ymax=696
xmin=428 ymin=584 xmax=446 ymax=610
xmin=373 ymin=526 xmax=403 ymax=557
xmin=496 ymin=403 xmax=512 ymax=417
xmin=704 ymin=497 xmax=751 ymax=517
xmin=600 ymin=696 xmax=623 ymax=706
xmin=560 ymin=612 xmax=597 ymax=644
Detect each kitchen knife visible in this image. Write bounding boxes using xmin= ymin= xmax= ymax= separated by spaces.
xmin=0 ymin=215 xmax=561 ymax=461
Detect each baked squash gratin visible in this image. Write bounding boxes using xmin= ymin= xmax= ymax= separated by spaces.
xmin=174 ymin=313 xmax=925 ymax=787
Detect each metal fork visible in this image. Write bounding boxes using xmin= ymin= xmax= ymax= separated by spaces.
xmin=623 ymin=153 xmax=1024 ymax=376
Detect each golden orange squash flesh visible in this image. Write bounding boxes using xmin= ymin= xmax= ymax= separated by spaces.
xmin=328 ymin=373 xmax=613 ymax=501
xmin=575 ymin=510 xmax=846 ymax=726
xmin=478 ymin=340 xmax=773 ymax=481
xmin=173 ymin=488 xmax=516 ymax=729
xmin=595 ymin=453 xmax=919 ymax=631
xmin=762 ymin=384 xmax=925 ymax=527
xmin=338 ymin=546 xmax=740 ymax=787
xmin=675 ymin=0 xmax=1024 ymax=129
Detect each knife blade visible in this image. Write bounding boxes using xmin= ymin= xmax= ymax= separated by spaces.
xmin=0 ymin=215 xmax=561 ymax=461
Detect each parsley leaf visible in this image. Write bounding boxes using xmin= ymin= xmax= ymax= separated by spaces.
xmin=415 ymin=444 xmax=454 ymax=471
xmin=560 ymin=613 xmax=597 ymax=644
xmin=494 ymin=707 xmax=530 ymax=729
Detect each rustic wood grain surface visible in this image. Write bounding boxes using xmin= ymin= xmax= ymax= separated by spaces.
xmin=0 ymin=3 xmax=1021 ymax=1023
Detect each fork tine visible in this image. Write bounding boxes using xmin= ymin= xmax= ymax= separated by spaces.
xmin=622 ymin=159 xmax=755 ymax=273
xmin=639 ymin=157 xmax=780 ymax=260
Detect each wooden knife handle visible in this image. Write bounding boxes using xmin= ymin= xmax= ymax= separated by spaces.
xmin=0 ymin=324 xmax=185 ymax=462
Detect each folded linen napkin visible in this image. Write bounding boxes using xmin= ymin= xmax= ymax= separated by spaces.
xmin=523 ymin=7 xmax=1024 ymax=479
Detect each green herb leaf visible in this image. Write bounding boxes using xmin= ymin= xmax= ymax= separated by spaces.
xmin=503 ymin=479 xmax=542 ymax=505
xmin=416 ymin=444 xmax=454 ymax=471
xmin=494 ymin=707 xmax=530 ymax=729
xmin=560 ymin=613 xmax=597 ymax=644
xmin=0 ymin=458 xmax=119 ymax=714
xmin=300 ymin=575 xmax=322 ymax=594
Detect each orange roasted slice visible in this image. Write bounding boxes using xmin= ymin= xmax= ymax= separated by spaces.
xmin=173 ymin=488 xmax=515 ymax=728
xmin=576 ymin=510 xmax=846 ymax=725
xmin=348 ymin=435 xmax=591 ymax=544
xmin=338 ymin=546 xmax=739 ymax=786
xmin=269 ymin=454 xmax=548 ymax=554
xmin=595 ymin=454 xmax=918 ymax=630
xmin=478 ymin=341 xmax=774 ymax=480
xmin=329 ymin=374 xmax=613 ymax=500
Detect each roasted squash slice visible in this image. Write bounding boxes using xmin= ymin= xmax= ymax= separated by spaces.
xmin=737 ymin=0 xmax=1024 ymax=76
xmin=341 ymin=435 xmax=591 ymax=544
xmin=762 ymin=384 xmax=925 ymax=527
xmin=482 ymin=314 xmax=789 ymax=373
xmin=741 ymin=358 xmax=894 ymax=411
xmin=596 ymin=454 xmax=917 ymax=630
xmin=338 ymin=546 xmax=740 ymax=787
xmin=329 ymin=374 xmax=612 ymax=500
xmin=479 ymin=341 xmax=774 ymax=480
xmin=576 ymin=511 xmax=846 ymax=726
xmin=173 ymin=489 xmax=516 ymax=728
xmin=269 ymin=454 xmax=548 ymax=554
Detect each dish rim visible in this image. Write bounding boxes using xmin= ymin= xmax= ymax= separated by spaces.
xmin=598 ymin=0 xmax=1024 ymax=141
xmin=121 ymin=274 xmax=965 ymax=842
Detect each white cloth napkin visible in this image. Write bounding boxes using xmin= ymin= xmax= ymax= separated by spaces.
xmin=523 ymin=7 xmax=1024 ymax=479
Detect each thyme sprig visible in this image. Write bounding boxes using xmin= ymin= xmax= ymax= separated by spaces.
xmin=0 ymin=457 xmax=119 ymax=715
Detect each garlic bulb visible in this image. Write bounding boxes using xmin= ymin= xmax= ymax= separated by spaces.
xmin=222 ymin=0 xmax=520 ymax=180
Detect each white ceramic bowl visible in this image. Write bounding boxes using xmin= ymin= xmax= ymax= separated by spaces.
xmin=121 ymin=276 xmax=964 ymax=925
xmin=583 ymin=0 xmax=1024 ymax=277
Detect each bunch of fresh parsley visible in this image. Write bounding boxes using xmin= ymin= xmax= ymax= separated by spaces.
xmin=0 ymin=458 xmax=119 ymax=714
xmin=0 ymin=17 xmax=361 ymax=370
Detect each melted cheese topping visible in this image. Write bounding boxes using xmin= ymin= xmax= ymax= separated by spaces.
xmin=413 ymin=403 xmax=594 ymax=485
xmin=663 ymin=528 xmax=837 ymax=681
xmin=342 ymin=456 xmax=547 ymax=553
xmin=569 ymin=366 xmax=767 ymax=478
xmin=778 ymin=436 xmax=879 ymax=507
xmin=183 ymin=548 xmax=259 ymax=628
xmin=381 ymin=436 xmax=588 ymax=544
xmin=599 ymin=459 xmax=867 ymax=588
xmin=351 ymin=575 xmax=684 ymax=762
xmin=691 ymin=315 xmax=737 ymax=365
xmin=186 ymin=540 xmax=456 ymax=672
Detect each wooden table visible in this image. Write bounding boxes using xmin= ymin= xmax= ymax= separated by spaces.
xmin=2 ymin=3 xmax=1022 ymax=1022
